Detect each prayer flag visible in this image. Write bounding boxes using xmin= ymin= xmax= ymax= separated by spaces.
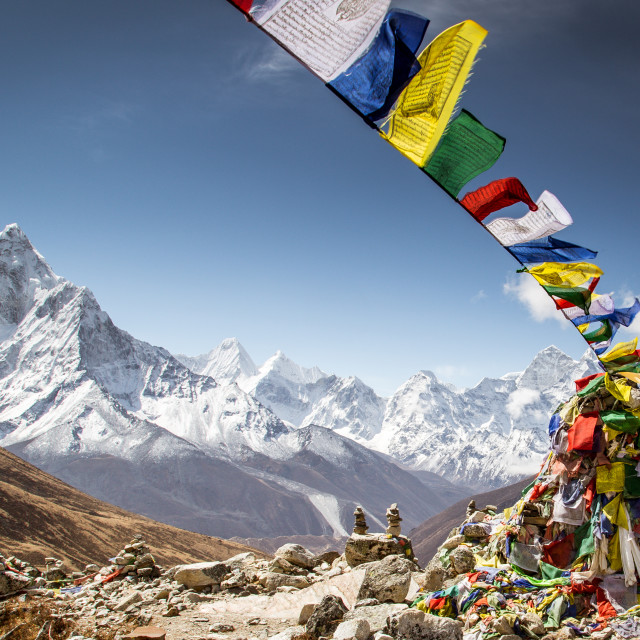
xmin=229 ymin=0 xmax=252 ymax=12
xmin=527 ymin=262 xmax=603 ymax=289
xmin=567 ymin=411 xmax=598 ymax=451
xmin=605 ymin=374 xmax=633 ymax=404
xmin=252 ymin=0 xmax=392 ymax=81
xmin=381 ymin=20 xmax=487 ymax=166
xmin=329 ymin=10 xmax=429 ymax=121
xmin=485 ymin=191 xmax=573 ymax=246
xmin=459 ymin=177 xmax=536 ymax=221
xmin=601 ymin=409 xmax=640 ymax=434
xmin=507 ymin=236 xmax=597 ymax=265
xmin=571 ymin=299 xmax=640 ymax=330
xmin=600 ymin=339 xmax=639 ymax=364
xmin=561 ymin=293 xmax=614 ymax=321
xmin=423 ymin=110 xmax=505 ymax=197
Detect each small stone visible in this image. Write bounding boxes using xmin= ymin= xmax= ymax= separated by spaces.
xmin=306 ymin=594 xmax=348 ymax=639
xmin=441 ymin=535 xmax=466 ymax=550
xmin=297 ymin=603 xmax=317 ymax=625
xmin=333 ymin=619 xmax=370 ymax=640
xmin=491 ymin=616 xmax=513 ymax=636
xmin=521 ymin=612 xmax=545 ymax=635
xmin=274 ymin=544 xmax=316 ymax=569
xmin=448 ymin=546 xmax=475 ymax=576
xmin=162 ymin=606 xmax=180 ymax=617
xmin=174 ymin=562 xmax=228 ymax=589
xmin=209 ymin=624 xmax=235 ymax=633
xmin=124 ymin=626 xmax=166 ymax=640
xmin=354 ymin=598 xmax=380 ymax=608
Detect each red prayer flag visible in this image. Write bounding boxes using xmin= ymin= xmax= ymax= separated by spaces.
xmin=459 ymin=177 xmax=538 ymax=221
xmin=568 ymin=411 xmax=599 ymax=451
xmin=543 ymin=533 xmax=575 ymax=568
xmin=228 ymin=0 xmax=252 ymax=12
xmin=575 ymin=373 xmax=604 ymax=392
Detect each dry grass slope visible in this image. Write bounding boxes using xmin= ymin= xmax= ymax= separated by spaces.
xmin=0 ymin=447 xmax=267 ymax=570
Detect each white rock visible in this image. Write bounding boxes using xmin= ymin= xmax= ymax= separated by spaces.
xmin=333 ymin=619 xmax=370 ymax=640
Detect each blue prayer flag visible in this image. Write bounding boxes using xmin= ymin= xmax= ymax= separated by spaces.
xmin=507 ymin=237 xmax=597 ymax=264
xmin=329 ymin=10 xmax=429 ymax=121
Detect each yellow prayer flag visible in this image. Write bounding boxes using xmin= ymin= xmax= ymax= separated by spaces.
xmin=600 ymin=338 xmax=639 ymax=363
xmin=559 ymin=396 xmax=579 ymax=425
xmin=608 ymin=529 xmax=623 ymax=572
xmin=605 ymin=374 xmax=632 ymax=403
xmin=527 ymin=262 xmax=603 ymax=289
xmin=603 ymin=493 xmax=630 ymax=529
xmin=596 ymin=462 xmax=626 ymax=493
xmin=619 ymin=372 xmax=640 ymax=385
xmin=381 ymin=20 xmax=487 ymax=167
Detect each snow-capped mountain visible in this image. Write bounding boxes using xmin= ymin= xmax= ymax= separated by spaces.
xmin=370 ymin=347 xmax=600 ymax=489
xmin=177 ymin=344 xmax=387 ymax=439
xmin=0 ymin=224 xmax=462 ymax=538
xmin=180 ymin=338 xmax=600 ymax=491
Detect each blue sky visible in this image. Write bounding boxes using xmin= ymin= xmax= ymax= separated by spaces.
xmin=2 ymin=0 xmax=639 ymax=396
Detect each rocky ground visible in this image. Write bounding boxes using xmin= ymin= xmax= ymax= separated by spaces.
xmin=2 ymin=504 xmax=640 ymax=640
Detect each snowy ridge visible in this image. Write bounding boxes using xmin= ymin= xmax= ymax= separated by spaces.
xmin=0 ymin=223 xmax=457 ymax=537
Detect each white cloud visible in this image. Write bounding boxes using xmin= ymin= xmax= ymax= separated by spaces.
xmin=503 ymin=273 xmax=566 ymax=326
xmin=434 ymin=364 xmax=469 ymax=385
xmin=506 ymin=388 xmax=541 ymax=419
xmin=471 ymin=289 xmax=487 ymax=303
xmin=241 ymin=45 xmax=301 ymax=82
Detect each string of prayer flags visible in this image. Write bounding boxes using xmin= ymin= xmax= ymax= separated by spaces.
xmin=380 ymin=20 xmax=487 ymax=166
xmin=507 ymin=236 xmax=597 ymax=265
xmin=225 ymin=0 xmax=638 ymax=364
xmin=329 ymin=10 xmax=429 ymax=122
xmin=423 ymin=110 xmax=506 ymax=197
xmin=250 ymin=0 xmax=392 ymax=82
xmin=486 ymin=191 xmax=573 ymax=246
xmin=527 ymin=262 xmax=603 ymax=290
xmin=459 ymin=177 xmax=537 ymax=222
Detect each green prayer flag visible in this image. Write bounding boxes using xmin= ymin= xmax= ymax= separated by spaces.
xmin=540 ymin=560 xmax=565 ymax=581
xmin=423 ymin=109 xmax=505 ymax=197
xmin=577 ymin=376 xmax=605 ymax=397
xmin=542 ymin=285 xmax=593 ymax=312
xmin=625 ymin=464 xmax=640 ymax=498
xmin=574 ymin=520 xmax=595 ymax=558
xmin=601 ymin=410 xmax=640 ymax=434
xmin=582 ymin=320 xmax=613 ymax=343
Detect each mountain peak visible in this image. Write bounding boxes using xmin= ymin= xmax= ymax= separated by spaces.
xmin=0 ymin=224 xmax=61 ymax=325
xmin=261 ymin=351 xmax=326 ymax=385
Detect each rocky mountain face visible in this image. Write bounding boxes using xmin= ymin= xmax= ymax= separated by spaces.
xmin=0 ymin=224 xmax=463 ymax=540
xmin=179 ymin=340 xmax=600 ymax=491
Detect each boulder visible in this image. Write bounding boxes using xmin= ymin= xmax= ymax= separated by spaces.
xmin=298 ymin=602 xmax=316 ymax=625
xmin=357 ymin=555 xmax=414 ymax=603
xmin=174 ymin=562 xmax=228 ymax=588
xmin=344 ymin=603 xmax=408 ymax=633
xmin=423 ymin=558 xmax=445 ymax=592
xmin=521 ymin=612 xmax=545 ymax=635
xmin=225 ymin=552 xmax=257 ymax=571
xmin=275 ymin=544 xmax=316 ymax=569
xmin=441 ymin=535 xmax=466 ymax=550
xmin=333 ymin=619 xmax=370 ymax=640
xmin=386 ymin=608 xmax=463 ymax=640
xmin=0 ymin=571 xmax=32 ymax=596
xmin=269 ymin=627 xmax=307 ymax=640
xmin=448 ymin=546 xmax=475 ymax=576
xmin=263 ymin=573 xmax=311 ymax=591
xmin=345 ymin=533 xmax=414 ymax=567
xmin=305 ymin=594 xmax=348 ymax=638
xmin=115 ymin=591 xmax=143 ymax=612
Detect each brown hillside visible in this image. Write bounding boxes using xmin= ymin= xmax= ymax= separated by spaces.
xmin=0 ymin=447 xmax=267 ymax=570
xmin=409 ymin=477 xmax=533 ymax=566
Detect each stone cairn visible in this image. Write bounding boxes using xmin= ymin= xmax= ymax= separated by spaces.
xmin=345 ymin=503 xmax=415 ymax=567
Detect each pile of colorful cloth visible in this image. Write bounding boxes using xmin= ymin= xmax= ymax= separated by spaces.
xmin=415 ymin=342 xmax=640 ymax=638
